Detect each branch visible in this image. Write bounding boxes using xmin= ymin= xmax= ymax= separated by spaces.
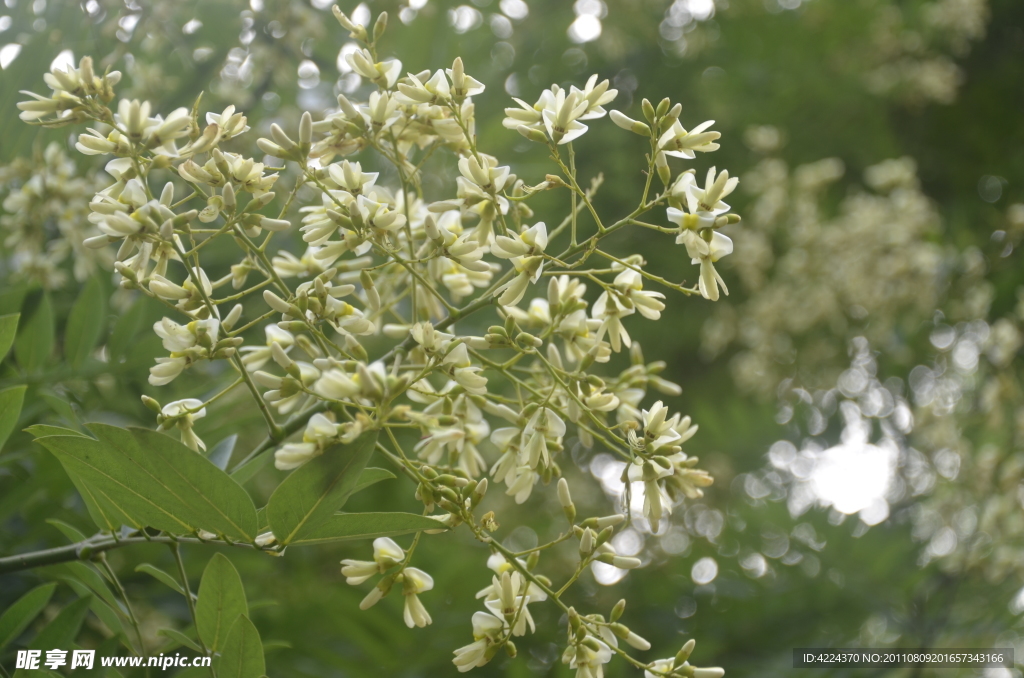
xmin=0 ymin=534 xmax=265 ymax=575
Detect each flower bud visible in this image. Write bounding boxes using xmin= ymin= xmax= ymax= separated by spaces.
xmin=359 ymin=585 xmax=384 ymax=610
xmin=299 ymin=111 xmax=312 ymax=148
xmin=360 ymin=270 xmax=380 ymax=311
xmin=373 ymin=11 xmax=388 ymax=42
xmin=84 ymin=235 xmax=114 ymax=249
xmin=271 ymin=342 xmax=293 ymax=369
xmin=664 ymin=102 xmax=683 ymax=129
xmin=656 ymin=151 xmax=672 ymax=186
xmin=610 ymin=624 xmax=651 ymax=650
xmin=141 ymin=395 xmax=162 ymax=413
xmin=517 ymin=124 xmax=548 ymax=144
xmin=579 ymin=527 xmax=595 ymax=557
xmin=676 ymin=639 xmax=696 ymax=666
xmin=598 ymin=553 xmax=641 ymax=569
xmin=567 ymin=607 xmax=581 ymax=631
xmin=159 ymin=182 xmax=174 ymax=206
xmin=641 ymin=98 xmax=656 ymax=123
xmin=515 ymin=331 xmax=543 ymax=348
xmin=246 ymin=191 xmax=276 ymax=212
xmin=270 ymin=123 xmax=297 ymax=151
xmin=610 ymin=109 xmax=652 ymax=136
xmin=258 ymin=216 xmax=292 ymax=232
xmin=264 ymin=290 xmax=293 ymax=314
xmin=557 ymin=477 xmax=576 ymax=523
xmin=223 ymin=182 xmax=236 ymax=211
xmin=610 ymin=599 xmax=626 ymax=622
xmin=222 ymin=303 xmax=243 ymax=330
xmin=471 ymin=477 xmax=488 ymax=506
xmin=256 ymin=138 xmax=287 ymax=158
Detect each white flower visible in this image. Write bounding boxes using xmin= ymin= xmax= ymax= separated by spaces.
xmin=645 ymin=658 xmax=675 ymax=678
xmin=149 ymin=356 xmax=187 ymax=386
xmin=521 ymin=407 xmax=565 ymax=470
xmin=447 ymin=56 xmax=486 ymax=100
xmin=345 ymin=49 xmax=402 ymax=88
xmin=401 ymin=567 xmax=434 ymax=628
xmin=492 ymin=221 xmax=547 ymax=259
xmin=563 ymin=634 xmax=613 ymax=678
xmin=613 ymin=269 xmax=665 ymax=320
xmin=657 ymin=120 xmax=721 ymax=159
xmin=639 ymin=401 xmax=684 ymax=451
xmin=668 ymin=203 xmax=735 ymax=302
xmin=505 ymin=466 xmax=539 ymax=504
xmin=458 ymin=156 xmax=510 ymax=194
xmin=357 ymin=194 xmax=406 ymax=232
xmin=647 ymin=660 xmax=724 ymax=678
xmin=493 ymin=222 xmax=548 ymax=306
xmin=541 ymin=88 xmax=589 ymax=144
xmin=314 ymin=368 xmax=361 ymax=400
xmin=686 ymin=167 xmax=739 ymax=217
xmin=339 ymin=557 xmax=379 ymax=586
xmin=571 ymin=74 xmax=618 ymax=120
xmin=452 ymin=611 xmax=504 ymax=672
xmin=479 ymin=570 xmax=542 ymax=637
xmin=592 ymin=290 xmax=635 ymax=352
xmin=690 ymin=231 xmax=733 ymax=302
xmin=274 ymin=413 xmax=339 ymax=470
xmin=340 ymin=536 xmax=406 ymax=584
xmin=159 ymin=399 xmax=207 ymax=451
xmin=148 ymin=268 xmax=213 ymax=313
xmin=240 ymin=325 xmax=295 ymax=372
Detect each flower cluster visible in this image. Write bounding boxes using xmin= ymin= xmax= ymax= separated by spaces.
xmin=0 ymin=143 xmax=109 ymax=289
xmin=15 ymin=6 xmax=737 ymax=673
xmin=701 ymin=149 xmax=943 ymax=397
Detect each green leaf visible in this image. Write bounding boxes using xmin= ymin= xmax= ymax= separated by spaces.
xmin=0 ymin=385 xmax=27 ymax=451
xmin=0 ymin=583 xmax=57 ymax=649
xmin=229 ymin=448 xmax=273 ymax=485
xmin=158 ymin=627 xmax=203 ymax=653
xmin=172 ymin=668 xmax=213 ymax=678
xmin=49 ymin=574 xmax=125 ymax=639
xmin=29 ymin=595 xmax=92 ymax=650
xmin=103 ymin=425 xmax=259 ymax=541
xmin=254 ymin=467 xmax=393 ymax=533
xmin=64 ymin=275 xmax=107 ymax=369
xmin=261 ymin=639 xmax=291 ymax=651
xmin=106 ymin=296 xmax=146 ymax=362
xmin=35 ymin=434 xmax=188 ymax=534
xmin=195 ymin=553 xmax=248 ymax=652
xmin=46 ymin=518 xmax=88 ymax=542
xmin=290 ymin=511 xmax=445 ymax=546
xmin=25 ymin=424 xmax=89 ymax=438
xmin=0 ymin=283 xmax=28 ymax=317
xmin=216 ymin=615 xmax=265 ymax=678
xmin=0 ymin=312 xmax=19 ymax=363
xmin=266 ymin=430 xmax=378 ymax=546
xmin=207 ymin=434 xmax=237 ymax=471
xmin=36 ymin=424 xmax=260 ymax=540
xmin=45 ymin=562 xmax=123 ymax=613
xmin=14 ymin=291 xmax=54 ymax=372
xmin=40 ymin=391 xmax=81 ymax=427
xmin=29 ymin=428 xmax=119 ymax=531
xmin=351 ymin=467 xmax=396 ymax=494
xmin=135 ymin=563 xmax=186 ymax=596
